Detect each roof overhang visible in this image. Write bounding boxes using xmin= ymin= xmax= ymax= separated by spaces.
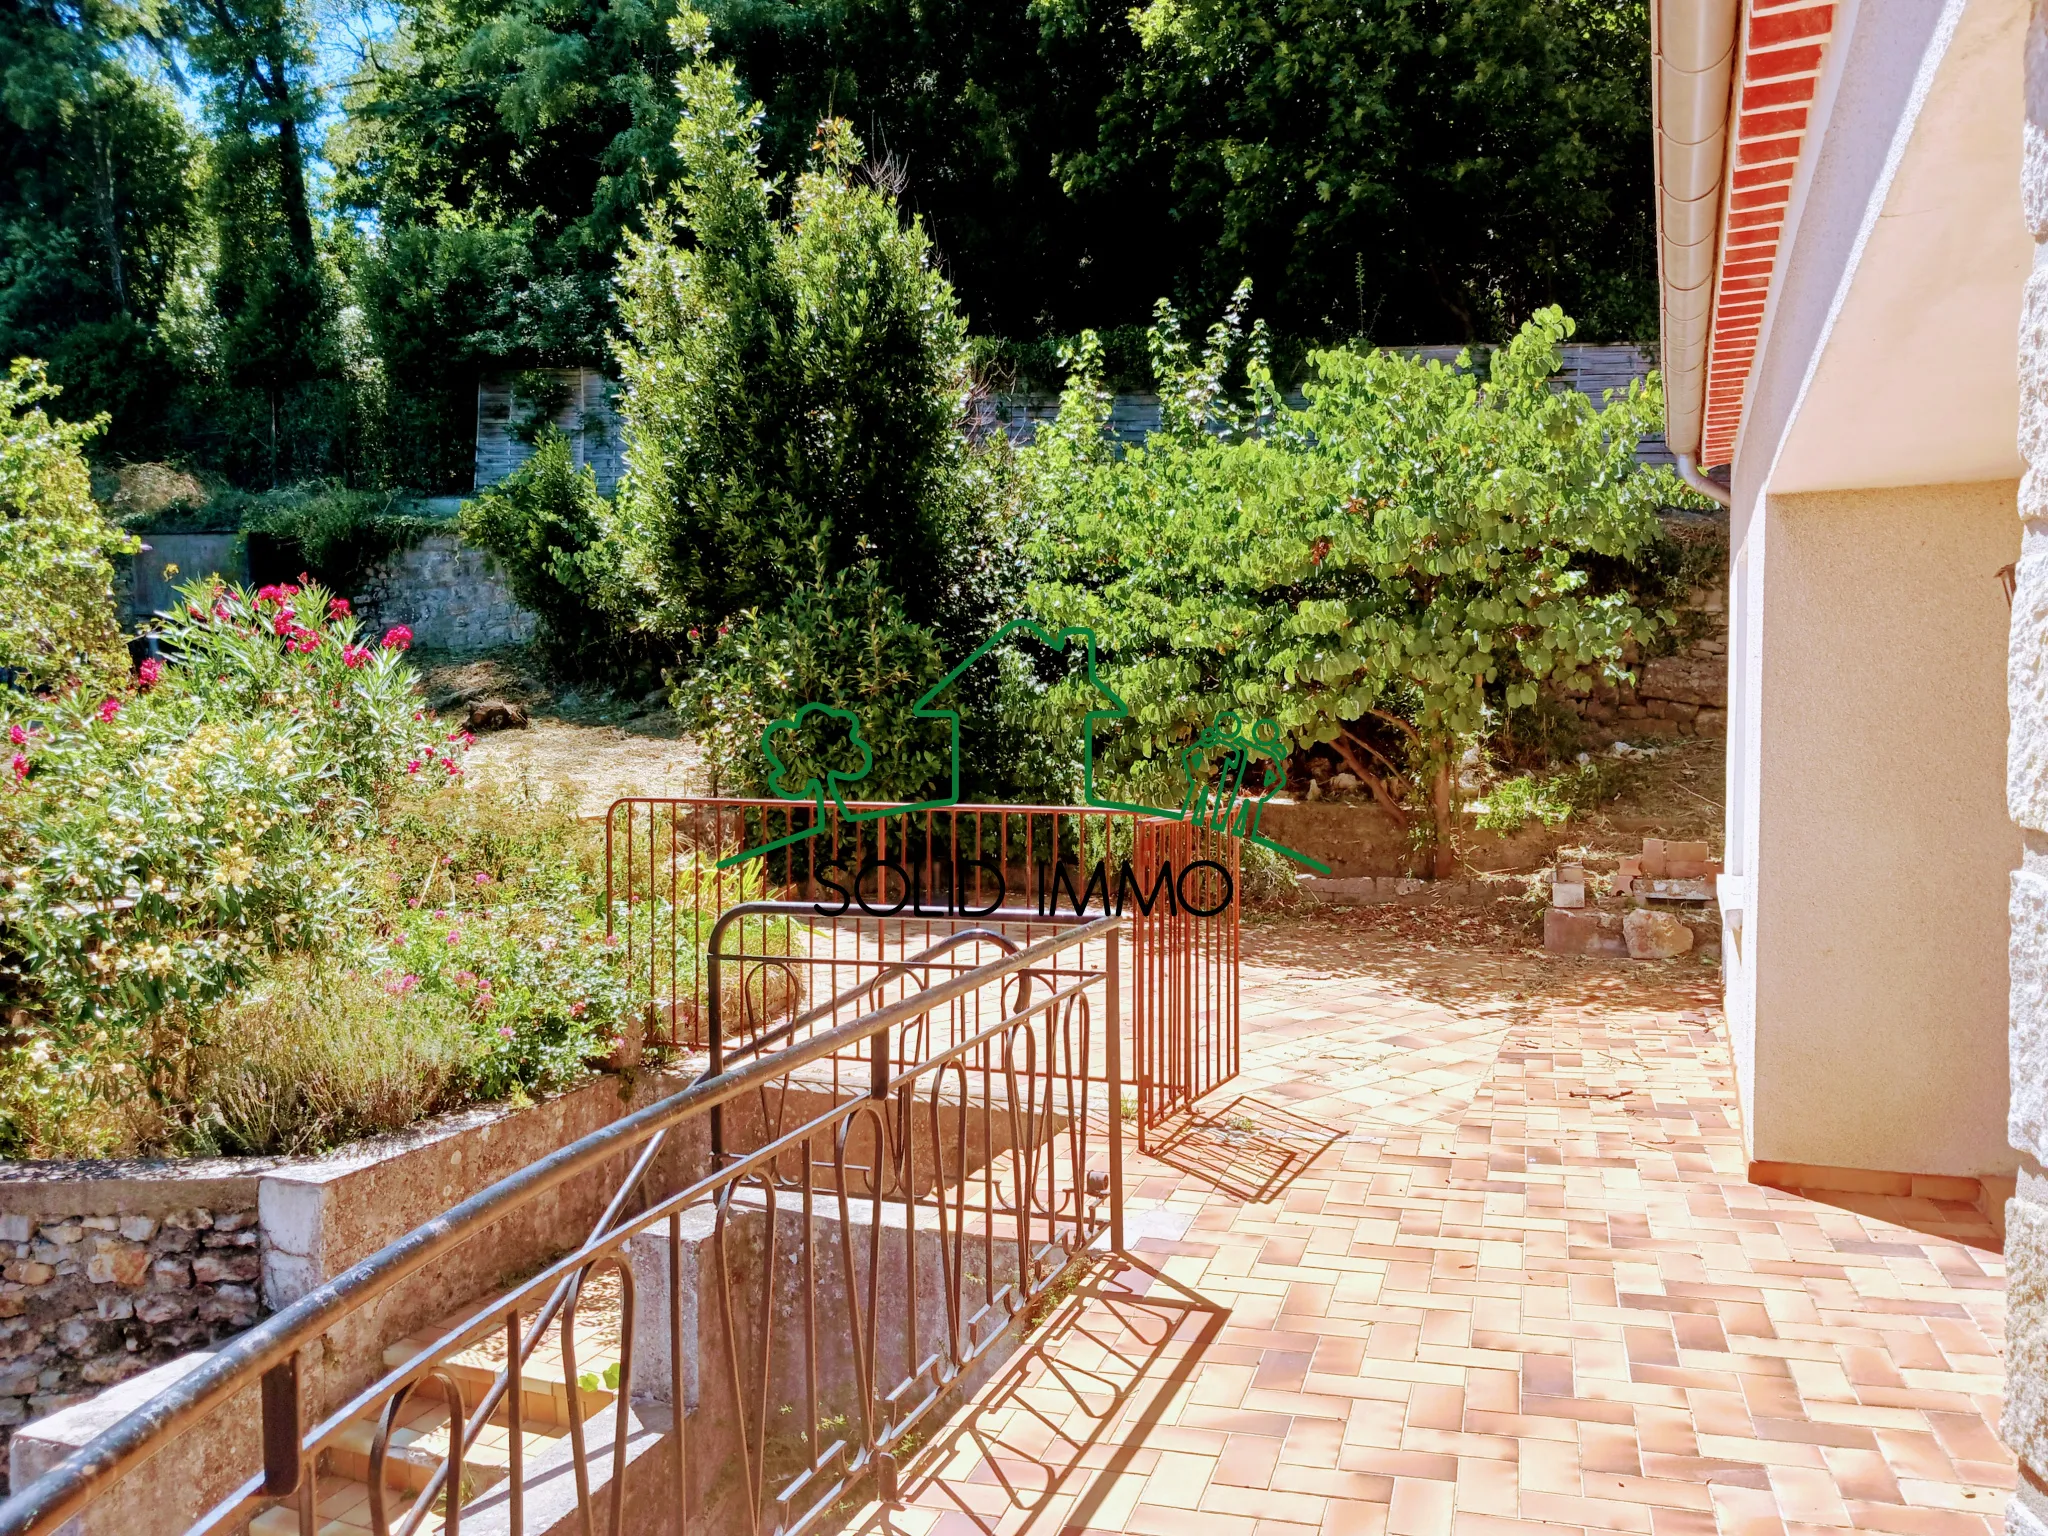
xmin=1653 ymin=0 xmax=2029 ymax=490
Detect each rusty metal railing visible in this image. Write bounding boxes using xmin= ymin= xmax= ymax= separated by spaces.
xmin=0 ymin=917 xmax=1126 ymax=1536
xmin=604 ymin=796 xmax=1239 ymax=1139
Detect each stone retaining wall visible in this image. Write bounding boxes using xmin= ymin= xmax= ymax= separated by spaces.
xmin=352 ymin=532 xmax=537 ymax=652
xmin=0 ymin=1203 xmax=264 ymax=1488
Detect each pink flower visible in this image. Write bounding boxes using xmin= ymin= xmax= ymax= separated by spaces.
xmin=433 ymin=909 xmax=447 ymax=919
xmin=446 ymin=929 xmax=462 ymax=946
xmin=293 ymin=636 xmax=319 ymax=654
xmin=717 ymin=622 xmax=731 ymax=637
xmin=570 ymin=1001 xmax=587 ymax=1017
xmin=444 ymin=760 xmax=461 ymax=776
xmin=454 ymin=969 xmax=476 ymax=987
xmin=9 ymin=754 xmax=27 ymax=782
xmin=406 ymin=897 xmax=421 ymax=908
xmin=406 ymin=760 xmax=421 ymax=775
xmin=688 ymin=627 xmax=701 ymax=642
xmin=383 ymin=973 xmax=419 ymax=996
xmin=137 ymin=657 xmax=163 ymax=688
xmin=96 ymin=697 xmax=121 ymax=724
xmin=473 ymin=871 xmax=492 ymax=885
xmin=342 ymin=645 xmax=371 ymax=669
xmin=381 ymin=625 xmax=413 ymax=651
xmin=498 ymin=1026 xmax=515 ymax=1040
xmin=328 ymin=597 xmax=351 ymax=619
xmin=8 ymin=725 xmax=26 ymax=746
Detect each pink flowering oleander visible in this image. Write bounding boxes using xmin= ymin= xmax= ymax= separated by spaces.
xmin=10 ymin=754 xmax=27 ymax=782
xmin=96 ymin=698 xmax=121 ymax=724
xmin=137 ymin=657 xmax=163 ymax=688
xmin=381 ymin=625 xmax=414 ymax=651
xmin=406 ymin=760 xmax=421 ymax=775
xmin=342 ymin=645 xmax=371 ymax=669
xmin=328 ymin=597 xmax=351 ymax=619
xmin=8 ymin=724 xmax=25 ymax=746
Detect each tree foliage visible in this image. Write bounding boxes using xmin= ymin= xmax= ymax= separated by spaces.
xmin=1024 ymin=303 xmax=1677 ymax=870
xmin=0 ymin=360 xmax=138 ymax=693
xmin=607 ymin=13 xmax=992 ymax=642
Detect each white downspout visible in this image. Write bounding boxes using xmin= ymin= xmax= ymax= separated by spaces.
xmin=1676 ymin=452 xmax=1733 ymax=508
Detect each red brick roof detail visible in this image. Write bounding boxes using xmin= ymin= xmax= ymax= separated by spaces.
xmin=1700 ymin=0 xmax=1838 ymax=468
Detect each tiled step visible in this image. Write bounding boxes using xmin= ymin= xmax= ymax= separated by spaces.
xmin=248 ymin=1276 xmax=630 ymax=1535
xmin=249 ymin=1472 xmax=442 ymax=1536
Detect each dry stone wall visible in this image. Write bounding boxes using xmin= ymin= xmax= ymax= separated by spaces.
xmin=352 ymin=533 xmax=536 ymax=652
xmin=0 ymin=1206 xmax=263 ymax=1487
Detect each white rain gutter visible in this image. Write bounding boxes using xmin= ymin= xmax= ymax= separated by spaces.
xmin=1653 ymin=0 xmax=1739 ymax=506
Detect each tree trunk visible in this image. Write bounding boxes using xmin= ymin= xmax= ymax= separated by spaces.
xmin=1431 ymin=760 xmax=1456 ymax=880
xmin=268 ymin=62 xmax=317 ymax=272
xmin=88 ymin=103 xmax=127 ymax=315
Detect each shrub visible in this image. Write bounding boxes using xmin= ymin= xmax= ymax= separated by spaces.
xmin=0 ymin=577 xmax=432 ymax=1088
xmin=0 ymin=358 xmax=139 ymax=693
xmin=608 ymin=14 xmax=997 ymax=648
xmin=460 ymin=428 xmax=644 ymax=677
xmin=224 ymin=481 xmax=438 ymax=597
xmin=1024 ymin=301 xmax=1689 ymax=874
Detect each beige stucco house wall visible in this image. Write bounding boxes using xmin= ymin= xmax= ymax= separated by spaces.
xmin=1667 ymin=0 xmax=2028 ymax=1190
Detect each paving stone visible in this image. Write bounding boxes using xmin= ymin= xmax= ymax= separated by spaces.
xmin=857 ymin=915 xmax=2010 ymax=1536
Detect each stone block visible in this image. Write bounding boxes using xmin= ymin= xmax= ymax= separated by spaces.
xmin=2014 ymin=868 xmax=2048 ymax=1161
xmin=2023 ymin=259 xmax=2048 ymax=474
xmin=4 ymin=1262 xmax=53 ymax=1286
xmin=1637 ymin=653 xmax=1726 ymax=708
xmin=151 ymin=1259 xmax=191 ymax=1289
xmin=1551 ymin=882 xmax=1586 ymax=909
xmin=1624 ymin=909 xmax=1695 ymax=960
xmin=1544 ymin=907 xmax=1629 ymax=958
xmin=190 ymin=1252 xmax=258 ymax=1285
xmin=78 ymin=1218 xmax=117 ymax=1233
xmin=0 ymin=1217 xmax=30 ymax=1245
xmin=2015 ymin=528 xmax=2048 ymax=831
xmin=118 ymin=1216 xmax=158 ymax=1243
xmin=0 ymin=1286 xmax=25 ymax=1319
xmin=133 ymin=1293 xmax=188 ymax=1326
xmin=2007 ymin=1195 xmax=2048 ymax=1476
xmin=86 ymin=1245 xmax=148 ymax=1287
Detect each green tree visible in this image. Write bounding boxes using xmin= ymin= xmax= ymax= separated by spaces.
xmin=700 ymin=0 xmax=1151 ymax=341
xmin=1025 ymin=303 xmax=1678 ymax=873
xmin=0 ymin=0 xmax=198 ymax=454
xmin=331 ymin=0 xmax=683 ymax=487
xmin=607 ymin=11 xmax=992 ymax=643
xmin=1064 ymin=0 xmax=1655 ymax=342
xmin=0 ymin=360 xmax=139 ymax=693
xmin=178 ymin=0 xmax=342 ymax=484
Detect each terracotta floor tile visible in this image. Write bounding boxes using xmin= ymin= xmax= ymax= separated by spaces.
xmin=849 ymin=920 xmax=2010 ymax=1536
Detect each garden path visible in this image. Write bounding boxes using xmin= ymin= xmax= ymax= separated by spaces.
xmin=868 ymin=911 xmax=2009 ymax=1536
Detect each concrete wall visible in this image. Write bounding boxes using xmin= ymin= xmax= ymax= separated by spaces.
xmin=1731 ymin=481 xmax=2018 ymax=1177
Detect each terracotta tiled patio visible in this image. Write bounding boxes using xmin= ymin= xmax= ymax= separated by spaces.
xmin=874 ymin=911 xmax=2011 ymax=1536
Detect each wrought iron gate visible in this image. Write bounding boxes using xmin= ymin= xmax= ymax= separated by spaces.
xmin=603 ymin=797 xmax=1240 ymax=1138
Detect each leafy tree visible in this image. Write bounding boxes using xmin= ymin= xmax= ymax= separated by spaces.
xmin=700 ymin=0 xmax=1151 ymax=340
xmin=1059 ymin=0 xmax=1655 ymax=342
xmin=1024 ymin=303 xmax=1678 ymax=873
xmin=607 ymin=11 xmax=993 ymax=643
xmin=331 ymin=0 xmax=684 ymax=486
xmin=0 ymin=360 xmax=139 ymax=693
xmin=0 ymin=0 xmax=197 ymax=454
xmin=177 ymin=0 xmax=340 ymax=484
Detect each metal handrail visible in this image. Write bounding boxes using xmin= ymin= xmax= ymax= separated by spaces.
xmin=0 ymin=915 xmax=1126 ymax=1536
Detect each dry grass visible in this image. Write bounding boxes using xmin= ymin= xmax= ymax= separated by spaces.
xmin=167 ymin=963 xmax=477 ymax=1156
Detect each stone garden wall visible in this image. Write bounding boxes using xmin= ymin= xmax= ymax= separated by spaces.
xmin=352 ymin=533 xmax=536 ymax=652
xmin=0 ymin=1177 xmax=267 ymax=1489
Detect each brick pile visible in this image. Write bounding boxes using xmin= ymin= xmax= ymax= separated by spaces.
xmin=0 ymin=1207 xmax=265 ymax=1489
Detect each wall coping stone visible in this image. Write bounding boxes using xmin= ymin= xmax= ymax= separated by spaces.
xmin=0 ymin=1160 xmax=280 ymax=1219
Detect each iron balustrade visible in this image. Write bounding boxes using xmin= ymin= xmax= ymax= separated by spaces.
xmin=604 ymin=796 xmax=1240 ymax=1142
xmin=0 ymin=916 xmax=1128 ymax=1536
